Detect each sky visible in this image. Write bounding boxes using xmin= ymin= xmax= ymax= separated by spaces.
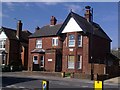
xmin=1 ymin=2 xmax=119 ymax=49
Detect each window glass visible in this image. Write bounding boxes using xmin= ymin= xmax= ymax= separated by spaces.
xmin=36 ymin=39 xmax=42 ymax=48
xmin=69 ymin=35 xmax=75 ymax=47
xmin=78 ymin=35 xmax=82 ymax=47
xmin=68 ymin=55 xmax=75 ymax=69
xmin=77 ymin=55 xmax=82 ymax=69
xmin=33 ymin=56 xmax=38 ymax=64
xmin=52 ymin=37 xmax=58 ymax=46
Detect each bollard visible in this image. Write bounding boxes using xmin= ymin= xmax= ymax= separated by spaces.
xmin=61 ymin=72 xmax=65 ymax=78
xmin=94 ymin=80 xmax=103 ymax=90
xmin=42 ymin=80 xmax=49 ymax=90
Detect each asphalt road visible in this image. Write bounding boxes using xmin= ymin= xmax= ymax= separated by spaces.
xmin=1 ymin=72 xmax=119 ymax=90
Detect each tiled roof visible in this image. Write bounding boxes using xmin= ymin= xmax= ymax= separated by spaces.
xmin=29 ymin=24 xmax=62 ymax=38
xmin=0 ymin=27 xmax=32 ymax=43
xmin=58 ymin=12 xmax=111 ymax=41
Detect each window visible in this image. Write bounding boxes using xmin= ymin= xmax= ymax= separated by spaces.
xmin=52 ymin=37 xmax=58 ymax=46
xmin=68 ymin=55 xmax=75 ymax=69
xmin=69 ymin=34 xmax=75 ymax=47
xmin=78 ymin=35 xmax=82 ymax=47
xmin=36 ymin=39 xmax=42 ymax=48
xmin=33 ymin=56 xmax=38 ymax=64
xmin=77 ymin=55 xmax=82 ymax=69
xmin=40 ymin=56 xmax=44 ymax=67
xmin=0 ymin=40 xmax=6 ymax=50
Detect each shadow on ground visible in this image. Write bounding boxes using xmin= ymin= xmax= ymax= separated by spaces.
xmin=2 ymin=76 xmax=38 ymax=87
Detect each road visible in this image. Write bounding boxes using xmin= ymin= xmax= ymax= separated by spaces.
xmin=0 ymin=72 xmax=119 ymax=90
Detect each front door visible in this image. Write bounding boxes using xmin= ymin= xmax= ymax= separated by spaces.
xmin=55 ymin=54 xmax=62 ymax=72
xmin=33 ymin=55 xmax=39 ymax=71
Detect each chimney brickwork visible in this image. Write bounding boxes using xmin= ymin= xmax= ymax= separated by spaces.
xmin=50 ymin=16 xmax=57 ymax=25
xmin=17 ymin=20 xmax=22 ymax=39
xmin=84 ymin=6 xmax=92 ymax=22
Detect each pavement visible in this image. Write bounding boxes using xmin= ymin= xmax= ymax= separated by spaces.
xmin=2 ymin=71 xmax=120 ymax=85
xmin=104 ymin=77 xmax=120 ymax=84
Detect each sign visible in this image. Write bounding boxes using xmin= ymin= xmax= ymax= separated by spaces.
xmin=42 ymin=80 xmax=49 ymax=90
xmin=94 ymin=80 xmax=103 ymax=90
xmin=48 ymin=59 xmax=52 ymax=61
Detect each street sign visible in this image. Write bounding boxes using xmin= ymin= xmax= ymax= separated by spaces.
xmin=42 ymin=80 xmax=49 ymax=90
xmin=94 ymin=80 xmax=103 ymax=90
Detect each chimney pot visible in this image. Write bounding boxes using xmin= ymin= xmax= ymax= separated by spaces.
xmin=84 ymin=6 xmax=92 ymax=22
xmin=50 ymin=16 xmax=57 ymax=25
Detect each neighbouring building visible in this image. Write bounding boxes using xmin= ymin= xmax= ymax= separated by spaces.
xmin=28 ymin=6 xmax=119 ymax=78
xmin=0 ymin=20 xmax=31 ymax=70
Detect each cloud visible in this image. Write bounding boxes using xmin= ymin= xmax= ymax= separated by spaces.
xmin=4 ymin=2 xmax=15 ymax=11
xmin=64 ymin=4 xmax=83 ymax=12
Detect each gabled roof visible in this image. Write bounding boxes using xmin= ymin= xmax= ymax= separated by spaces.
xmin=0 ymin=26 xmax=32 ymax=42
xmin=57 ymin=12 xmax=111 ymax=41
xmin=29 ymin=24 xmax=62 ymax=38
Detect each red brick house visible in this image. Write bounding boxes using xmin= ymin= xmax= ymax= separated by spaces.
xmin=0 ymin=20 xmax=31 ymax=70
xmin=28 ymin=6 xmax=117 ymax=77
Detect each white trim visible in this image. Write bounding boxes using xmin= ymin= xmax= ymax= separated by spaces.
xmin=77 ymin=55 xmax=82 ymax=69
xmin=33 ymin=55 xmax=38 ymax=64
xmin=36 ymin=39 xmax=42 ymax=48
xmin=62 ymin=17 xmax=83 ymax=33
xmin=52 ymin=37 xmax=58 ymax=46
xmin=78 ymin=35 xmax=82 ymax=47
xmin=40 ymin=56 xmax=44 ymax=67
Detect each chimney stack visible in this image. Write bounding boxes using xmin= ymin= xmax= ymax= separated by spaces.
xmin=50 ymin=16 xmax=57 ymax=25
xmin=84 ymin=6 xmax=92 ymax=22
xmin=17 ymin=20 xmax=22 ymax=39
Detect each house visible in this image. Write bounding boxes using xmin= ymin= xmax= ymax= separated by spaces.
xmin=0 ymin=20 xmax=32 ymax=70
xmin=28 ymin=6 xmax=118 ymax=78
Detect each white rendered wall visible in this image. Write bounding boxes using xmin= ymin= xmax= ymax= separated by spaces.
xmin=62 ymin=17 xmax=83 ymax=33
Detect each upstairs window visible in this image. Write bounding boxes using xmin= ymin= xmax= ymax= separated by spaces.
xmin=69 ymin=34 xmax=75 ymax=47
xmin=78 ymin=35 xmax=82 ymax=47
xmin=0 ymin=40 xmax=6 ymax=50
xmin=36 ymin=39 xmax=42 ymax=48
xmin=52 ymin=37 xmax=58 ymax=46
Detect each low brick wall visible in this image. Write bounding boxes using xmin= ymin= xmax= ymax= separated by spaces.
xmin=74 ymin=73 xmax=91 ymax=79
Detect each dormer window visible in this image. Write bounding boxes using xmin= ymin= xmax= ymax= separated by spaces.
xmin=69 ymin=34 xmax=75 ymax=47
xmin=36 ymin=39 xmax=42 ymax=48
xmin=0 ymin=40 xmax=6 ymax=50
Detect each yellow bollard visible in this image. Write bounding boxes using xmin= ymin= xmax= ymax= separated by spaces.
xmin=42 ymin=80 xmax=49 ymax=90
xmin=94 ymin=80 xmax=103 ymax=90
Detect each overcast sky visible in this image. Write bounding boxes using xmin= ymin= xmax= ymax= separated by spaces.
xmin=1 ymin=2 xmax=119 ymax=49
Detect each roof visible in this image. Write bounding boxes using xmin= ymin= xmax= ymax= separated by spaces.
xmin=0 ymin=26 xmax=32 ymax=43
xmin=31 ymin=48 xmax=45 ymax=53
xmin=29 ymin=24 xmax=62 ymax=38
xmin=58 ymin=12 xmax=111 ymax=41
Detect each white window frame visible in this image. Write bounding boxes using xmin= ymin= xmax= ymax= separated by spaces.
xmin=69 ymin=34 xmax=75 ymax=47
xmin=77 ymin=55 xmax=82 ymax=69
xmin=36 ymin=39 xmax=42 ymax=48
xmin=78 ymin=35 xmax=82 ymax=47
xmin=40 ymin=56 xmax=44 ymax=67
xmin=33 ymin=55 xmax=38 ymax=64
xmin=0 ymin=39 xmax=6 ymax=50
xmin=52 ymin=37 xmax=58 ymax=46
xmin=68 ymin=55 xmax=75 ymax=69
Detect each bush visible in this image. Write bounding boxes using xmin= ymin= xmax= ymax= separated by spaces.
xmin=9 ymin=59 xmax=23 ymax=72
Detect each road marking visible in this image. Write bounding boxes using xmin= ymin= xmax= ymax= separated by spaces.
xmin=81 ymin=85 xmax=89 ymax=87
xmin=6 ymin=85 xmax=25 ymax=88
